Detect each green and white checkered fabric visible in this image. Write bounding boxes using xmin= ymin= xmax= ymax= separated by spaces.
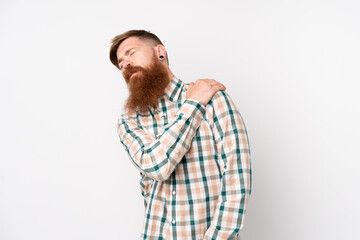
xmin=117 ymin=78 xmax=252 ymax=240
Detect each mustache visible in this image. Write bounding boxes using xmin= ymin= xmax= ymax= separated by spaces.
xmin=123 ymin=66 xmax=144 ymax=82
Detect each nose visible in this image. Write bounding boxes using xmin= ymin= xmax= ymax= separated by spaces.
xmin=122 ymin=60 xmax=132 ymax=70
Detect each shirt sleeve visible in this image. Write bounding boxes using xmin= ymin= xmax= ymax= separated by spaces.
xmin=203 ymin=91 xmax=252 ymax=240
xmin=117 ymin=99 xmax=206 ymax=182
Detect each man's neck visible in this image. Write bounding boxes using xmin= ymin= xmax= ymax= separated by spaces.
xmin=167 ymin=68 xmax=175 ymax=81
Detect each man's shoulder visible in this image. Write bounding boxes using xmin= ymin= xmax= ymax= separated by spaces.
xmin=117 ymin=109 xmax=157 ymax=131
xmin=207 ymin=90 xmax=241 ymax=118
xmin=209 ymin=90 xmax=233 ymax=107
xmin=117 ymin=107 xmax=148 ymax=121
xmin=116 ymin=112 xmax=137 ymax=129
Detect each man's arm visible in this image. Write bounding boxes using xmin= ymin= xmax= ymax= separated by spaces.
xmin=203 ymin=91 xmax=252 ymax=240
xmin=117 ymin=78 xmax=226 ymax=182
xmin=117 ymin=98 xmax=206 ymax=182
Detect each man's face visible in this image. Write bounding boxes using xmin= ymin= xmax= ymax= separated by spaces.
xmin=116 ymin=37 xmax=170 ymax=114
xmin=116 ymin=36 xmax=154 ymax=74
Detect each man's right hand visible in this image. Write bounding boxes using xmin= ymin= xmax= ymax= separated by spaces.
xmin=186 ymin=79 xmax=226 ymax=106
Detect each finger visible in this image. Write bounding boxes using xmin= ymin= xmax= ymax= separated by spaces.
xmin=212 ymin=83 xmax=226 ymax=91
xmin=197 ymin=78 xmax=215 ymax=83
xmin=210 ymin=82 xmax=225 ymax=88
xmin=204 ymin=79 xmax=216 ymax=83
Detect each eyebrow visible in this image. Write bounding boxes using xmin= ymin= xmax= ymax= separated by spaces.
xmin=118 ymin=47 xmax=136 ymax=64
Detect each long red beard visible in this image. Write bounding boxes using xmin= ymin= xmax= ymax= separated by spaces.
xmin=122 ymin=54 xmax=170 ymax=115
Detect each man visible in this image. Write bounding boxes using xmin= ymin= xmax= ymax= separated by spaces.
xmin=109 ymin=30 xmax=251 ymax=240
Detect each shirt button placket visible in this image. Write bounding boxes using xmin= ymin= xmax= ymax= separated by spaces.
xmin=171 ymin=187 xmax=176 ymax=225
xmin=170 ymin=184 xmax=176 ymax=230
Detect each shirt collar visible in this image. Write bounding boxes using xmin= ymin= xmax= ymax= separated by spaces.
xmin=163 ymin=77 xmax=184 ymax=103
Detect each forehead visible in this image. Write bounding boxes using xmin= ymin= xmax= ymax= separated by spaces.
xmin=116 ymin=37 xmax=148 ymax=56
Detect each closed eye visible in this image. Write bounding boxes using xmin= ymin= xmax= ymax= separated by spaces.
xmin=118 ymin=48 xmax=137 ymax=70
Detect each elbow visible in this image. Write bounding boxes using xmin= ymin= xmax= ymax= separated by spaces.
xmin=144 ymin=168 xmax=173 ymax=182
xmin=140 ymin=154 xmax=174 ymax=182
xmin=146 ymin=168 xmax=173 ymax=182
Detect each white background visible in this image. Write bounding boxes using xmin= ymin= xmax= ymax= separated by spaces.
xmin=1 ymin=0 xmax=359 ymax=239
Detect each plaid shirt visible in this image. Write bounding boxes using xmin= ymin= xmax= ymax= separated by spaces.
xmin=117 ymin=78 xmax=252 ymax=240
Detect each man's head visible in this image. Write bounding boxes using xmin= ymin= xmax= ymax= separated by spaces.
xmin=109 ymin=30 xmax=169 ymax=71
xmin=109 ymin=30 xmax=173 ymax=114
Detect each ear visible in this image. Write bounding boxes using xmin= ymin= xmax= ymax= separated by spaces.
xmin=155 ymin=44 xmax=167 ymax=59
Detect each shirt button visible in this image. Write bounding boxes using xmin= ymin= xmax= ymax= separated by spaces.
xmin=172 ymin=190 xmax=176 ymax=195
xmin=172 ymin=219 xmax=176 ymax=224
